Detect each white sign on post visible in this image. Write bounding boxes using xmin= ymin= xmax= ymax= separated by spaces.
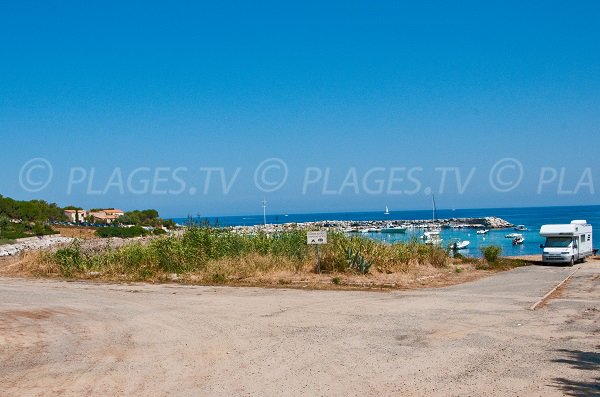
xmin=307 ymin=231 xmax=327 ymax=245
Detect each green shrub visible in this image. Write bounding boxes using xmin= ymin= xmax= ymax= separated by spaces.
xmin=53 ymin=240 xmax=86 ymax=277
xmin=481 ymin=245 xmax=502 ymax=263
xmin=0 ymin=230 xmax=28 ymax=240
xmin=96 ymin=226 xmax=149 ymax=238
xmin=32 ymin=223 xmax=57 ymax=236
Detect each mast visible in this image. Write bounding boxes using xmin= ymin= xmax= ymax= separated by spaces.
xmin=432 ymin=194 xmax=437 ymax=222
xmin=262 ymin=198 xmax=267 ymax=226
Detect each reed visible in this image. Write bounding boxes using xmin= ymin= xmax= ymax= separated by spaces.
xmin=42 ymin=227 xmax=454 ymax=282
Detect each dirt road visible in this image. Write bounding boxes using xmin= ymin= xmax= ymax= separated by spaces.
xmin=1 ymin=263 xmax=598 ymax=396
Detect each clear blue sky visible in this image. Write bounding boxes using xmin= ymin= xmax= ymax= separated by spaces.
xmin=1 ymin=1 xmax=599 ymax=217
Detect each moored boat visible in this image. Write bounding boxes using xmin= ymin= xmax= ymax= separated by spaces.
xmin=421 ymin=230 xmax=442 ymax=245
xmin=448 ymin=239 xmax=470 ymax=250
xmin=512 ymin=234 xmax=525 ymax=245
xmin=381 ymin=224 xmax=406 ymax=234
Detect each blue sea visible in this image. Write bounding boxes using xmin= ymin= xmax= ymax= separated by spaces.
xmin=172 ymin=205 xmax=600 ymax=257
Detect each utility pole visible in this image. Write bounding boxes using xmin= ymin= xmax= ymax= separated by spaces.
xmin=262 ymin=198 xmax=267 ymax=226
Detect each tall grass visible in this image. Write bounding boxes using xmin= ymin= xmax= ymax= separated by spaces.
xmin=44 ymin=227 xmax=451 ymax=282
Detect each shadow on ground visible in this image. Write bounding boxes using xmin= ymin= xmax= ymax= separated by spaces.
xmin=533 ymin=261 xmax=573 ymax=268
xmin=551 ymin=349 xmax=600 ymax=396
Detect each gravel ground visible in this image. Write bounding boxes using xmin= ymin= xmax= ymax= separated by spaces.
xmin=0 ymin=262 xmax=598 ymax=396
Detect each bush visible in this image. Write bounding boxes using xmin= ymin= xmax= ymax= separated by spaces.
xmin=0 ymin=222 xmax=56 ymax=240
xmin=32 ymin=223 xmax=58 ymax=236
xmin=481 ymin=245 xmax=502 ymax=263
xmin=0 ymin=230 xmax=28 ymax=240
xmin=53 ymin=240 xmax=86 ymax=277
xmin=96 ymin=226 xmax=149 ymax=238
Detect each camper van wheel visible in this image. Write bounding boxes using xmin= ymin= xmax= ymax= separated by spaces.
xmin=569 ymin=256 xmax=575 ymax=266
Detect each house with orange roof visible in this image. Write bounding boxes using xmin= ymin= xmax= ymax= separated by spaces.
xmin=89 ymin=209 xmax=125 ymax=224
xmin=64 ymin=209 xmax=87 ymax=223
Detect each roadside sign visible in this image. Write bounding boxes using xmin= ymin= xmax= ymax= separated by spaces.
xmin=307 ymin=231 xmax=327 ymax=245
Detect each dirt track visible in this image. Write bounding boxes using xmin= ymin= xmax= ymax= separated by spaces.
xmin=1 ymin=263 xmax=599 ymax=396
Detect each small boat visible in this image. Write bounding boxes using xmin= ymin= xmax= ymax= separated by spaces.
xmin=421 ymin=230 xmax=442 ymax=245
xmin=476 ymin=229 xmax=489 ymax=235
xmin=505 ymin=233 xmax=520 ymax=239
xmin=448 ymin=239 xmax=470 ymax=250
xmin=426 ymin=237 xmax=443 ymax=246
xmin=512 ymin=234 xmax=525 ymax=245
xmin=384 ymin=205 xmax=390 ymax=215
xmin=514 ymin=225 xmax=528 ymax=231
xmin=361 ymin=227 xmax=380 ymax=233
xmin=381 ymin=224 xmax=406 ymax=234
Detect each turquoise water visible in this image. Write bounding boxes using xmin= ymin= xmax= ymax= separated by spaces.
xmin=172 ymin=205 xmax=600 ymax=257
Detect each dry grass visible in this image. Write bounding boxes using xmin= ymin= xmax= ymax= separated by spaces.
xmin=3 ymin=249 xmax=495 ymax=291
xmin=0 ymin=229 xmax=528 ymax=290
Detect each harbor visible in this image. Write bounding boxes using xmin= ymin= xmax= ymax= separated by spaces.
xmin=228 ymin=216 xmax=513 ymax=234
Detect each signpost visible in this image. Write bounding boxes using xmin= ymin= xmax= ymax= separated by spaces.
xmin=307 ymin=231 xmax=327 ymax=273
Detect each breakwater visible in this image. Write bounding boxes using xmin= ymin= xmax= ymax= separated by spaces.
xmin=231 ymin=216 xmax=513 ymax=233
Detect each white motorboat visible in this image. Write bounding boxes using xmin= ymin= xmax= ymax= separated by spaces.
xmin=512 ymin=234 xmax=525 ymax=245
xmin=476 ymin=229 xmax=489 ymax=235
xmin=514 ymin=225 xmax=528 ymax=231
xmin=448 ymin=239 xmax=470 ymax=250
xmin=421 ymin=230 xmax=443 ymax=245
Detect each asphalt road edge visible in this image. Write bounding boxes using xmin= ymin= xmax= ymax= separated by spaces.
xmin=529 ymin=268 xmax=579 ymax=311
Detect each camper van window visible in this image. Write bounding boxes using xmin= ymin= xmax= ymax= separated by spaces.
xmin=544 ymin=237 xmax=572 ymax=248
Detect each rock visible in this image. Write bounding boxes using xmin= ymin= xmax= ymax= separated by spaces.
xmin=0 ymin=236 xmax=74 ymax=257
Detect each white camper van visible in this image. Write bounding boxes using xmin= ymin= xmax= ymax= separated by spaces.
xmin=539 ymin=220 xmax=593 ymax=265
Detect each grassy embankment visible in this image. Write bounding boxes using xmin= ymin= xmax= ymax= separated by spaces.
xmin=20 ymin=227 xmax=528 ymax=288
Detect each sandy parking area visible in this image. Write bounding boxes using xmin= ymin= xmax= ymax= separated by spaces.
xmin=1 ymin=263 xmax=598 ymax=396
